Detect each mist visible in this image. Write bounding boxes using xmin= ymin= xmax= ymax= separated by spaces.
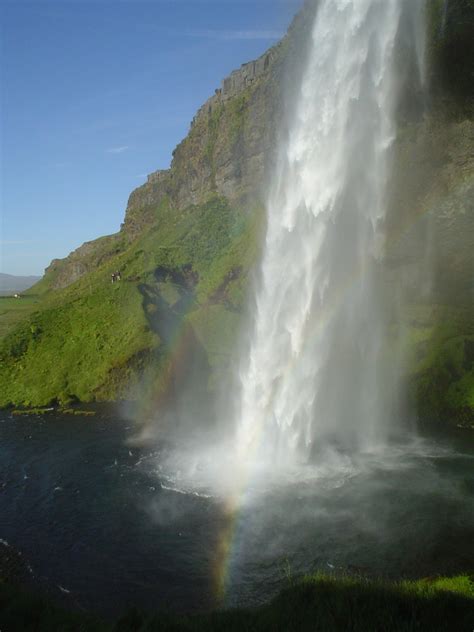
xmin=131 ymin=0 xmax=430 ymax=488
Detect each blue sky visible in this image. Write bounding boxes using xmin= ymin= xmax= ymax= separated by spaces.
xmin=1 ymin=0 xmax=302 ymax=276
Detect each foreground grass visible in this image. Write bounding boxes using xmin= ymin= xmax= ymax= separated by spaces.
xmin=1 ymin=573 xmax=473 ymax=631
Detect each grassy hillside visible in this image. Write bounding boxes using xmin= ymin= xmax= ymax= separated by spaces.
xmin=1 ymin=573 xmax=473 ymax=631
xmin=0 ymin=195 xmax=263 ymax=409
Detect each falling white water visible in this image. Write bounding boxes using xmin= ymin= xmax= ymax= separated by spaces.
xmin=236 ymin=0 xmax=425 ymax=465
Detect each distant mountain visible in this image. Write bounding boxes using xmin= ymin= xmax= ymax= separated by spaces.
xmin=0 ymin=273 xmax=41 ymax=295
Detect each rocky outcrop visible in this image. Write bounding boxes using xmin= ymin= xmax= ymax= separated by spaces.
xmin=120 ymin=47 xmax=283 ymax=238
xmin=121 ymin=0 xmax=317 ymax=239
xmin=44 ymin=233 xmax=122 ymax=290
xmin=121 ymin=170 xmax=172 ymax=238
xmin=42 ymin=1 xmax=317 ymax=286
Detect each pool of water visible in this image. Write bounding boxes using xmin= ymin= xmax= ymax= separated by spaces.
xmin=1 ymin=408 xmax=473 ymax=618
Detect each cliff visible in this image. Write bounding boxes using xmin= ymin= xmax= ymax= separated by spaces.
xmin=0 ymin=0 xmax=472 ymax=428
xmin=41 ymin=2 xmax=317 ymax=289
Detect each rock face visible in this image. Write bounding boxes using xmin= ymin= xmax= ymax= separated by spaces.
xmin=120 ymin=43 xmax=283 ymax=238
xmin=44 ymin=234 xmax=122 ymax=290
xmin=49 ymin=1 xmax=317 ymax=279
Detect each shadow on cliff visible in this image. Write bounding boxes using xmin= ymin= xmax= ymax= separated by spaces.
xmin=133 ymin=265 xmax=213 ymax=440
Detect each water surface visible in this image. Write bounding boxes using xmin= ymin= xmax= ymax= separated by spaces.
xmin=1 ymin=409 xmax=473 ymax=617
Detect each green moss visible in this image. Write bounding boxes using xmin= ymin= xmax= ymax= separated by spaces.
xmin=448 ymin=371 xmax=474 ymax=409
xmin=404 ymin=305 xmax=474 ymax=426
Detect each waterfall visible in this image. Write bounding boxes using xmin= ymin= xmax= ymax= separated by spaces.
xmin=236 ymin=0 xmax=425 ymax=465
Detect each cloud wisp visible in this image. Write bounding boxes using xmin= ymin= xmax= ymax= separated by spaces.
xmin=187 ymin=29 xmax=284 ymax=41
xmin=106 ymin=145 xmax=129 ymax=154
xmin=0 ymin=240 xmax=35 ymax=246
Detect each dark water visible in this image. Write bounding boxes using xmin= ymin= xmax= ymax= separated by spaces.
xmin=1 ymin=408 xmax=474 ymax=618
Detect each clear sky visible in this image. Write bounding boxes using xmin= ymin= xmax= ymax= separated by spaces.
xmin=1 ymin=0 xmax=302 ymax=276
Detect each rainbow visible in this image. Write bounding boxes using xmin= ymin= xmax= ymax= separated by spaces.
xmin=206 ymin=182 xmax=471 ymax=603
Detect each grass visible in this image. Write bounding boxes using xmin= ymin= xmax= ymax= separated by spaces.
xmin=0 ymin=195 xmax=261 ymax=408
xmin=1 ymin=573 xmax=473 ymax=631
xmin=0 ymin=281 xmax=155 ymax=407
